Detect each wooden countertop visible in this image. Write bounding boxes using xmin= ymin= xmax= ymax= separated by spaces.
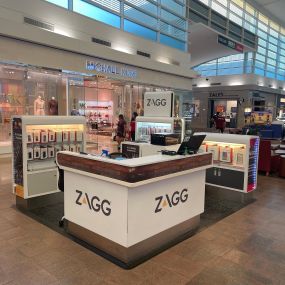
xmin=57 ymin=151 xmax=212 ymax=184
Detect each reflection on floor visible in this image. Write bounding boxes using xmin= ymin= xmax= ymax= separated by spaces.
xmin=1 ymin=157 xmax=285 ymax=284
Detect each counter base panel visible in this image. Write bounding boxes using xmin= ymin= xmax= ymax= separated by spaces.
xmin=66 ymin=215 xmax=200 ymax=269
xmin=16 ymin=192 xmax=63 ymax=210
xmin=206 ymin=185 xmax=254 ymax=203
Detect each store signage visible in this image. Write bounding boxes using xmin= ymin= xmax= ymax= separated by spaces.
xmin=86 ymin=60 xmax=137 ymax=79
xmin=75 ymin=190 xmax=111 ymax=216
xmin=217 ymin=35 xmax=244 ymax=52
xmin=209 ymin=92 xmax=224 ymax=97
xmin=154 ymin=189 xmax=188 ymax=213
xmin=144 ymin=91 xmax=173 ymax=117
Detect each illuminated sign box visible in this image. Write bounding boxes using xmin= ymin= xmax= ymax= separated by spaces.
xmin=86 ymin=60 xmax=137 ymax=79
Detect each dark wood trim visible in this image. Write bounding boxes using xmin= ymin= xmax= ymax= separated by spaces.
xmin=57 ymin=153 xmax=212 ymax=183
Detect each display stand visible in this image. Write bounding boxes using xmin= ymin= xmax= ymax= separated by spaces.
xmin=196 ymin=133 xmax=259 ymax=201
xmin=57 ymin=151 xmax=212 ymax=268
xmin=135 ymin=116 xmax=185 ymax=143
xmin=12 ymin=116 xmax=86 ymax=209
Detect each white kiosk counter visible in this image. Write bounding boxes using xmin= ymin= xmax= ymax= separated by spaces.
xmin=57 ymin=151 xmax=212 ymax=268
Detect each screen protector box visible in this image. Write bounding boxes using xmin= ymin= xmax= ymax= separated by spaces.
xmin=151 ymin=133 xmax=180 ymax=146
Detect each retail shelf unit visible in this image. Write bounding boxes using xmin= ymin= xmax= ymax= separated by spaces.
xmin=197 ymin=133 xmax=259 ymax=193
xmin=135 ymin=116 xmax=185 ymax=143
xmin=12 ymin=116 xmax=86 ymax=199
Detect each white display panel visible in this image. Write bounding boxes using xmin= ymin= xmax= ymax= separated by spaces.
xmin=127 ymin=171 xmax=205 ymax=246
xmin=64 ymin=171 xmax=128 ymax=246
xmin=143 ymin=91 xmax=173 ymax=117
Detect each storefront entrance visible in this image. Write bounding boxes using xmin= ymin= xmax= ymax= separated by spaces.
xmin=209 ymin=99 xmax=238 ymax=128
xmin=68 ymin=76 xmax=172 ymax=153
xmin=0 ymin=61 xmax=192 ymax=155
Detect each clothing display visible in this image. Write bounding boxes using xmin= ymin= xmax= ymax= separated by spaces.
xmin=34 ymin=96 xmax=45 ymax=116
xmin=48 ymin=97 xmax=58 ymax=115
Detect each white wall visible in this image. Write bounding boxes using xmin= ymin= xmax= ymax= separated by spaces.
xmin=0 ymin=0 xmax=195 ymax=80
xmin=194 ymin=74 xmax=285 ymax=92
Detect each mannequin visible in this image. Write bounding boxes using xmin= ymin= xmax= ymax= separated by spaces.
xmin=48 ymin=96 xmax=58 ymax=115
xmin=34 ymin=95 xmax=45 ymax=115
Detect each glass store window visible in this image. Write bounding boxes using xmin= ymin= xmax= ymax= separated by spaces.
xmin=124 ymin=19 xmax=157 ymax=41
xmin=67 ymin=75 xmax=188 ymax=153
xmin=0 ymin=63 xmax=66 ymax=145
xmin=73 ymin=0 xmax=121 ymax=28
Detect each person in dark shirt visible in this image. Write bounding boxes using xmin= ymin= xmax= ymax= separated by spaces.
xmin=116 ymin=114 xmax=127 ymax=150
xmin=214 ymin=112 xmax=226 ymax=133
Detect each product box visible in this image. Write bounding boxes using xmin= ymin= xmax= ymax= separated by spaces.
xmin=33 ymin=130 xmax=41 ymax=143
xmin=233 ymin=147 xmax=246 ymax=167
xmin=27 ymin=147 xmax=34 ymax=160
xmin=40 ymin=146 xmax=48 ymax=160
xmin=207 ymin=144 xmax=219 ymax=160
xmin=62 ymin=144 xmax=69 ymax=151
xmin=41 ymin=130 xmax=48 ymax=143
xmin=54 ymin=145 xmax=62 ymax=154
xmin=76 ymin=144 xmax=82 ymax=153
xmin=76 ymin=131 xmax=83 ymax=142
xmin=62 ymin=130 xmax=69 ymax=142
xmin=27 ymin=132 xmax=33 ymax=143
xmin=33 ymin=146 xmax=40 ymax=159
xmin=219 ymin=146 xmax=233 ymax=163
xmin=69 ymin=144 xmax=76 ymax=152
xmin=48 ymin=146 xmax=55 ymax=158
xmin=48 ymin=130 xmax=56 ymax=142
xmin=55 ymin=131 xmax=63 ymax=143
xmin=69 ymin=131 xmax=76 ymax=142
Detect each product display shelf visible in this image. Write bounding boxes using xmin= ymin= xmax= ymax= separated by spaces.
xmin=12 ymin=116 xmax=86 ymax=200
xmin=197 ymin=132 xmax=259 ymax=193
xmin=135 ymin=116 xmax=185 ymax=143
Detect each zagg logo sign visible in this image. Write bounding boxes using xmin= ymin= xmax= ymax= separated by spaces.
xmin=146 ymin=98 xmax=167 ymax=107
xmin=75 ymin=190 xmax=111 ymax=216
xmin=155 ymin=189 xmax=188 ymax=213
xmin=144 ymin=91 xmax=173 ymax=117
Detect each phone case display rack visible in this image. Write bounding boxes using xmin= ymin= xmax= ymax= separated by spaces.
xmin=12 ymin=116 xmax=86 ymax=199
xmin=197 ymin=133 xmax=259 ymax=193
xmin=135 ymin=116 xmax=185 ymax=143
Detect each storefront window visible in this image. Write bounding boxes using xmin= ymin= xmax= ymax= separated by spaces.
xmin=0 ymin=64 xmax=66 ymax=146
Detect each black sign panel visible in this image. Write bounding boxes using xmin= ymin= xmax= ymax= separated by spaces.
xmin=12 ymin=118 xmax=23 ymax=185
xmin=122 ymin=144 xmax=140 ymax=158
xmin=218 ymin=35 xmax=244 ymax=52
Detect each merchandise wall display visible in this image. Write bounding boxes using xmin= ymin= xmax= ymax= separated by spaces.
xmin=197 ymin=133 xmax=259 ymax=193
xmin=57 ymin=151 xmax=213 ymax=267
xmin=12 ymin=116 xmax=86 ymax=199
xmin=135 ymin=116 xmax=185 ymax=143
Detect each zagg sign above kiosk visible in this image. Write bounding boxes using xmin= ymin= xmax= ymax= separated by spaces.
xmin=144 ymin=91 xmax=173 ymax=117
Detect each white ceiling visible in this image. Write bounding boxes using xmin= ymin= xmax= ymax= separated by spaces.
xmin=250 ymin=0 xmax=285 ymax=27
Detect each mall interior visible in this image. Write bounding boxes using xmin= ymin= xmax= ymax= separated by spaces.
xmin=1 ymin=0 xmax=285 ymax=284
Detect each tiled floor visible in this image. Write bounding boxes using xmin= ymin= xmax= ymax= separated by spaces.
xmin=1 ymin=157 xmax=285 ymax=285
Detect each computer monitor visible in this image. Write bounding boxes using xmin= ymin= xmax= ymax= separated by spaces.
xmin=177 ymin=135 xmax=206 ymax=155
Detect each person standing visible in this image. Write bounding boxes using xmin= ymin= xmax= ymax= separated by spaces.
xmin=116 ymin=114 xmax=127 ymax=150
xmin=130 ymin=112 xmax=138 ymax=141
xmin=214 ymin=112 xmax=226 ymax=133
